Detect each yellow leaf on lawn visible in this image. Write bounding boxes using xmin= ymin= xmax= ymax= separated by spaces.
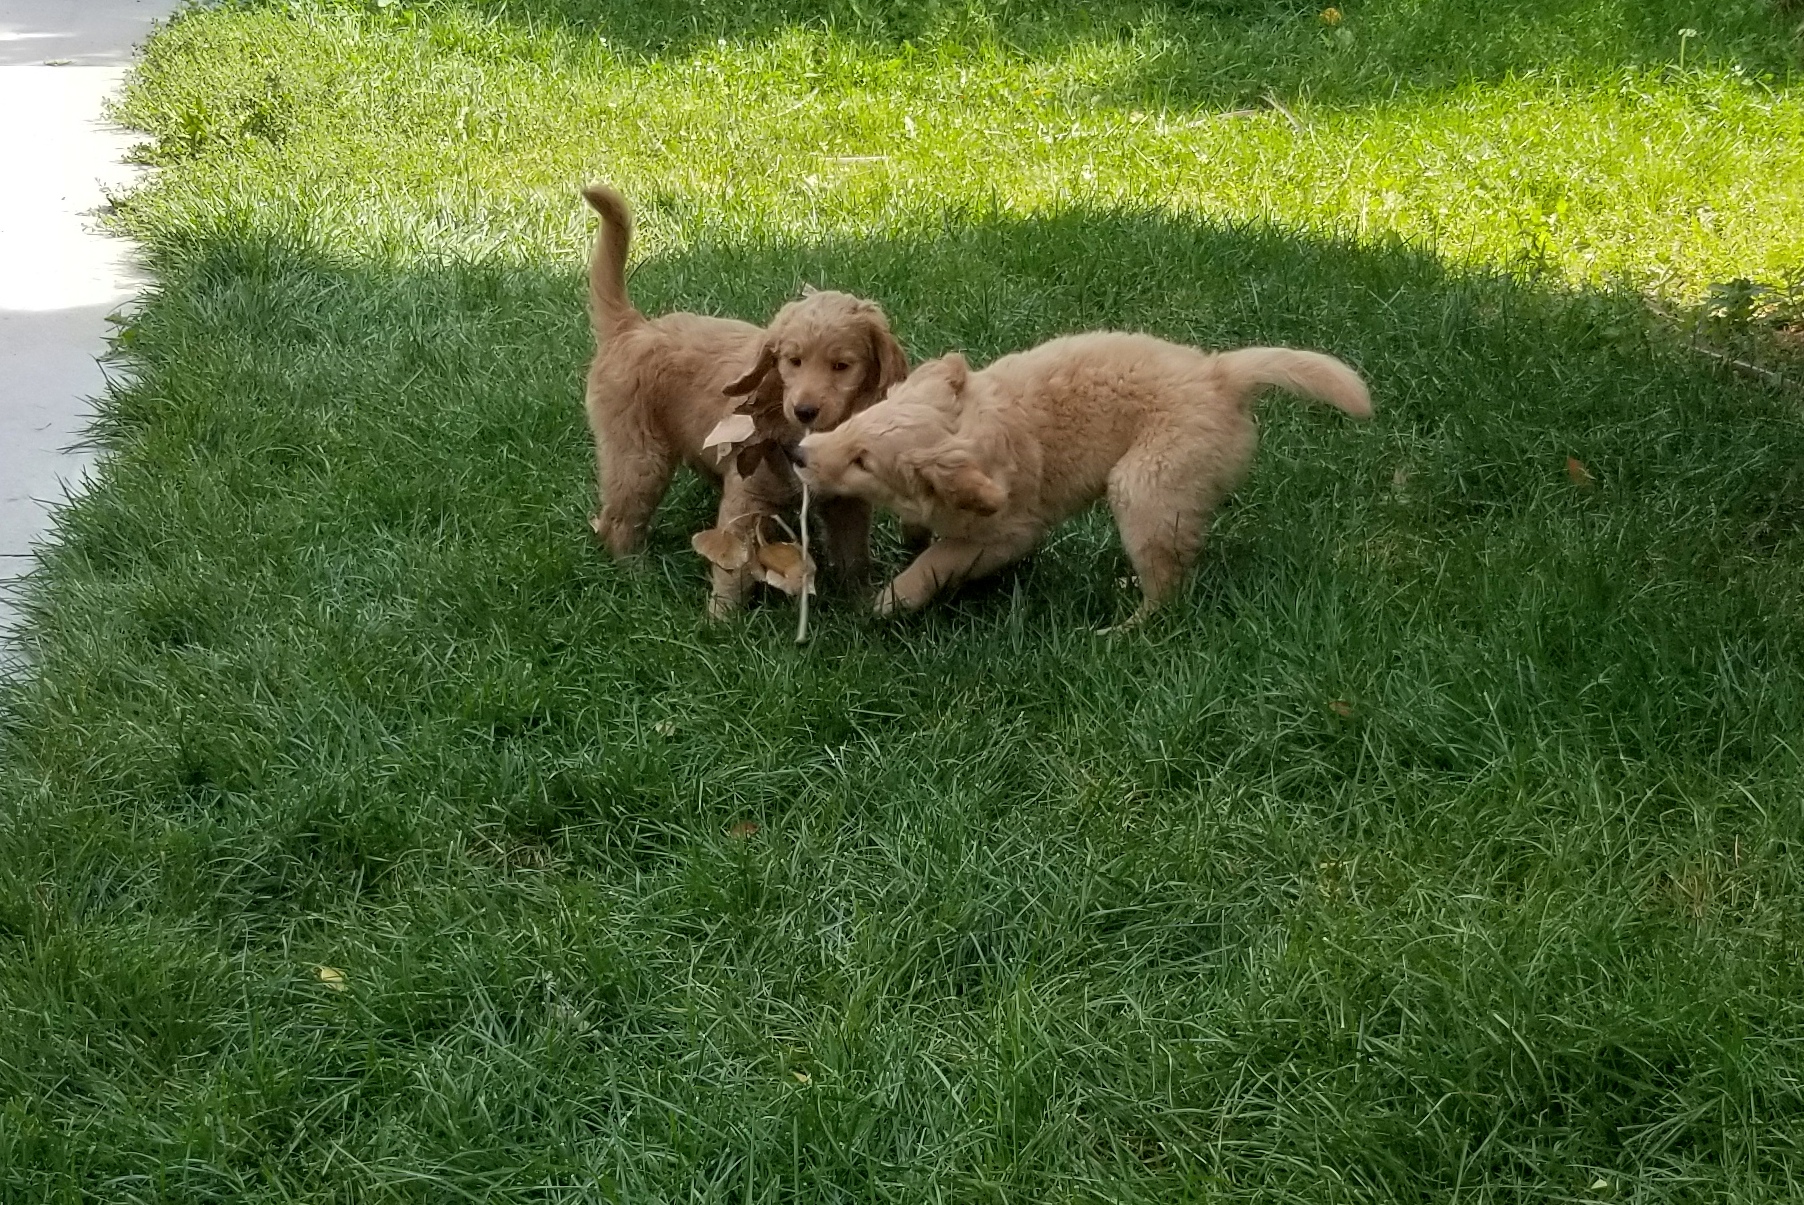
xmin=1566 ymin=456 xmax=1596 ymax=490
xmin=316 ymin=965 xmax=346 ymax=991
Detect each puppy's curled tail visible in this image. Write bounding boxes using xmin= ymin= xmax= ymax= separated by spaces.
xmin=581 ymin=183 xmax=644 ymax=340
xmin=1214 ymin=347 xmax=1372 ymax=419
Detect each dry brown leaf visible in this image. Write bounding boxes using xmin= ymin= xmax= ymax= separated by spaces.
xmin=702 ymin=413 xmax=756 ymax=453
xmin=1329 ymin=699 xmax=1354 ymax=719
xmin=728 ymin=820 xmax=760 ymax=839
xmin=752 ymin=540 xmax=816 ymax=596
xmin=692 ymin=526 xmax=753 ymax=571
xmin=1566 ymin=456 xmax=1596 ymax=490
xmin=735 ymin=441 xmax=765 ymax=478
xmin=731 ymin=385 xmax=800 ymax=477
xmin=692 ymin=521 xmax=817 ymax=604
xmin=692 ymin=395 xmax=816 ymax=615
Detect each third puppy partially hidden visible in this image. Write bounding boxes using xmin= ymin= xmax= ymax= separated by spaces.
xmin=793 ymin=331 xmax=1372 ymax=628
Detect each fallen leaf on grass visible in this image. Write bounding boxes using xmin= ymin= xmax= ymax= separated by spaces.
xmin=728 ymin=820 xmax=760 ymax=839
xmin=1566 ymin=456 xmax=1596 ymax=490
xmin=791 ymin=1069 xmax=811 ymax=1084
xmin=316 ymin=966 xmax=346 ymax=991
xmin=1329 ymin=700 xmax=1354 ymax=718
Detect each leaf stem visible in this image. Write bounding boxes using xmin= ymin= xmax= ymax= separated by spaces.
xmin=795 ymin=482 xmax=812 ymax=644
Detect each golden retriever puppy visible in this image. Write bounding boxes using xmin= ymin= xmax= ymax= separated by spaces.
xmin=792 ymin=331 xmax=1371 ymax=627
xmin=579 ymin=184 xmax=908 ymax=614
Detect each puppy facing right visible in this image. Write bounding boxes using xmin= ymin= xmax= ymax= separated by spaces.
xmin=792 ymin=331 xmax=1372 ymax=628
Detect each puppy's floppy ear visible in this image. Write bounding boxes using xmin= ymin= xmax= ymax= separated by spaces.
xmin=907 ymin=449 xmax=1005 ymax=516
xmin=864 ymin=317 xmax=910 ymax=402
xmin=724 ymin=342 xmax=776 ymax=396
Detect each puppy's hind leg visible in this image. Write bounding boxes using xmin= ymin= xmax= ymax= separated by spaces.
xmin=593 ymin=431 xmax=678 ymax=558
xmin=1104 ymin=444 xmax=1237 ymax=632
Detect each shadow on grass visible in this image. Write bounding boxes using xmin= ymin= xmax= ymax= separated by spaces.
xmin=4 ymin=200 xmax=1804 ymax=1198
xmin=374 ymin=0 xmax=1803 ymax=106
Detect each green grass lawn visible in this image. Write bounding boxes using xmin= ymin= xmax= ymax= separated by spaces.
xmin=4 ymin=0 xmax=1804 ymax=1199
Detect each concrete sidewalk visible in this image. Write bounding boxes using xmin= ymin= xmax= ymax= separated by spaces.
xmin=0 ymin=0 xmax=179 ymax=647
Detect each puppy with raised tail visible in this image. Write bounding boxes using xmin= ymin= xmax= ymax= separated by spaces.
xmin=579 ymin=184 xmax=908 ymax=616
xmin=791 ymin=331 xmax=1372 ymax=628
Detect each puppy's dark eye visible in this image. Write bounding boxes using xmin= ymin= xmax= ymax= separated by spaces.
xmin=788 ymin=356 xmax=803 ymax=368
xmin=831 ymin=361 xmax=851 ymax=372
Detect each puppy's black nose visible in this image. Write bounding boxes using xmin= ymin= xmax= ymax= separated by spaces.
xmin=793 ymin=404 xmax=820 ymax=426
xmin=785 ymin=443 xmax=809 ymax=468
